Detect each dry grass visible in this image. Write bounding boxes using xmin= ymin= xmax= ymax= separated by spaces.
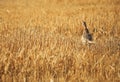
xmin=0 ymin=0 xmax=120 ymax=82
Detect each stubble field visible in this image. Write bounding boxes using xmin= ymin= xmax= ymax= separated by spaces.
xmin=0 ymin=0 xmax=120 ymax=82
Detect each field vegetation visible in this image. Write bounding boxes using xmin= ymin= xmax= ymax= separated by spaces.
xmin=0 ymin=0 xmax=120 ymax=82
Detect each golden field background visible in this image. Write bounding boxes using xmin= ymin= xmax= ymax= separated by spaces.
xmin=0 ymin=0 xmax=120 ymax=82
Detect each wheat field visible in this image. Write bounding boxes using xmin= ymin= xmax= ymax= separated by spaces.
xmin=0 ymin=0 xmax=120 ymax=82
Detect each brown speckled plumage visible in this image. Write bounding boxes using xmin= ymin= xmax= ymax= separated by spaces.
xmin=81 ymin=21 xmax=93 ymax=44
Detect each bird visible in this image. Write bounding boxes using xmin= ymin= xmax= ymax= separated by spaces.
xmin=81 ymin=21 xmax=94 ymax=44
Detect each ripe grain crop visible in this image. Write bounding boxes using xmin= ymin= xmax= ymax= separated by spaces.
xmin=0 ymin=0 xmax=120 ymax=82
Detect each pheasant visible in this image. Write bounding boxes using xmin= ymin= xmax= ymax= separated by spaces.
xmin=81 ymin=21 xmax=94 ymax=44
